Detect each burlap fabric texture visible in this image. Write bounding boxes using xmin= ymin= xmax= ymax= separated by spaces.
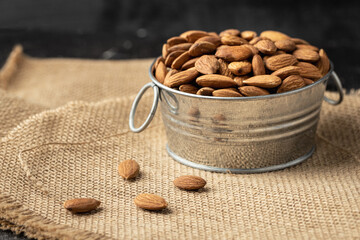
xmin=0 ymin=46 xmax=359 ymax=239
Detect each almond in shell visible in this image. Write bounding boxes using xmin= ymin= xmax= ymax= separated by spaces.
xmin=196 ymin=74 xmax=237 ymax=88
xmin=228 ymin=61 xmax=252 ymax=75
xmin=173 ymin=175 xmax=207 ymax=190
xmin=215 ymin=45 xmax=253 ymax=61
xmin=252 ymin=54 xmax=265 ymax=75
xmin=277 ymin=75 xmax=306 ymax=93
xmin=134 ymin=193 xmax=167 ymax=210
xmin=239 ymin=86 xmax=270 ymax=96
xmin=265 ymin=54 xmax=297 ymax=71
xmin=64 ymin=198 xmax=101 ymax=213
xmin=243 ymin=75 xmax=282 ymax=88
xmin=189 ymin=41 xmax=217 ymax=57
xmin=195 ymin=55 xmax=220 ymax=74
xmin=118 ymin=159 xmax=140 ymax=180
xmin=164 ymin=67 xmax=199 ymax=87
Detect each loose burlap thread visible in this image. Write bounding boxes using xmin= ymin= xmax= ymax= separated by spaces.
xmin=0 ymin=46 xmax=359 ymax=239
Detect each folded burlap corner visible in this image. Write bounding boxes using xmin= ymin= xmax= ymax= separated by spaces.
xmin=0 ymin=46 xmax=359 ymax=239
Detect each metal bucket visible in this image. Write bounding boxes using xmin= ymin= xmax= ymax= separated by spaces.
xmin=129 ymin=59 xmax=343 ymax=173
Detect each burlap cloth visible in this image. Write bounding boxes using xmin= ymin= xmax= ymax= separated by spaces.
xmin=0 ymin=46 xmax=358 ymax=239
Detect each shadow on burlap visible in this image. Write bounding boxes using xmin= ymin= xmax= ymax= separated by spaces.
xmin=0 ymin=46 xmax=359 ymax=239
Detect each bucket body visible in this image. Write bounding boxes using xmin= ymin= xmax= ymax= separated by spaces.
xmin=129 ymin=60 xmax=343 ymax=173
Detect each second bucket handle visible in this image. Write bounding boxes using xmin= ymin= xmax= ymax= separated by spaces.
xmin=129 ymin=82 xmax=159 ymax=133
xmin=323 ymin=71 xmax=344 ymax=105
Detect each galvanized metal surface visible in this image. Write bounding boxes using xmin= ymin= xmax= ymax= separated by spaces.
xmin=129 ymin=60 xmax=343 ymax=173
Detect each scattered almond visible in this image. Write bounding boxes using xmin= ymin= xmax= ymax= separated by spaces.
xmin=118 ymin=159 xmax=140 ymax=180
xmin=64 ymin=198 xmax=101 ymax=213
xmin=134 ymin=194 xmax=167 ymax=211
xmin=173 ymin=175 xmax=207 ymax=190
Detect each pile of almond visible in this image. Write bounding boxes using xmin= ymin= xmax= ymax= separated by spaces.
xmin=153 ymin=30 xmax=330 ymax=97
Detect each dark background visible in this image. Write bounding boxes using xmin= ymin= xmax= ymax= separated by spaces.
xmin=0 ymin=0 xmax=359 ymax=239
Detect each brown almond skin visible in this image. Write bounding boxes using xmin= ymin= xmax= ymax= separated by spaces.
xmin=213 ymin=89 xmax=243 ymax=97
xmin=249 ymin=36 xmax=262 ymax=45
xmin=254 ymin=39 xmax=277 ymax=54
xmin=165 ymin=67 xmax=199 ymax=88
xmin=304 ymin=78 xmax=314 ymax=85
xmin=164 ymin=69 xmax=179 ymax=83
xmin=165 ymin=50 xmax=186 ymax=67
xmin=196 ymin=35 xmax=222 ymax=46
xmin=241 ymin=30 xmax=257 ymax=41
xmin=64 ymin=198 xmax=101 ymax=213
xmin=162 ymin=44 xmax=169 ymax=58
xmin=167 ymin=43 xmax=193 ymax=54
xmin=293 ymin=49 xmax=320 ymax=62
xmin=228 ymin=61 xmax=252 ymax=75
xmin=167 ymin=36 xmax=188 ymax=47
xmin=118 ymin=159 xmax=140 ymax=180
xmin=277 ymin=75 xmax=306 ymax=93
xmin=195 ymin=55 xmax=220 ymax=74
xmin=243 ymin=75 xmax=282 ymax=88
xmin=260 ymin=30 xmax=290 ymax=41
xmin=234 ymin=76 xmax=249 ymax=87
xmin=181 ymin=57 xmax=200 ymax=70
xmin=252 ymin=54 xmax=265 ymax=75
xmin=317 ymin=49 xmax=330 ymax=76
xmin=271 ymin=66 xmax=301 ymax=79
xmin=296 ymin=44 xmax=319 ymax=51
xmin=155 ymin=61 xmax=167 ymax=84
xmin=197 ymin=87 xmax=215 ymax=96
xmin=295 ymin=62 xmax=322 ymax=80
xmin=173 ymin=175 xmax=207 ymax=190
xmin=179 ymin=84 xmax=198 ymax=94
xmin=221 ymin=35 xmax=248 ymax=46
xmin=189 ymin=41 xmax=217 ymax=57
xmin=180 ymin=30 xmax=209 ymax=43
xmin=196 ymin=74 xmax=237 ymax=88
xmin=265 ymin=54 xmax=298 ymax=71
xmin=239 ymin=86 xmax=270 ymax=96
xmin=274 ymin=39 xmax=296 ymax=52
xmin=215 ymin=45 xmax=253 ymax=61
xmin=243 ymin=44 xmax=259 ymax=55
xmin=154 ymin=56 xmax=164 ymax=70
xmin=219 ymin=29 xmax=241 ymax=37
xmin=291 ymin=38 xmax=310 ymax=45
xmin=171 ymin=51 xmax=191 ymax=69
xmin=134 ymin=194 xmax=167 ymax=210
xmin=218 ymin=59 xmax=234 ymax=78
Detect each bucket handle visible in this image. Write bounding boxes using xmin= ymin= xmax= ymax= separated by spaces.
xmin=129 ymin=82 xmax=159 ymax=133
xmin=324 ymin=71 xmax=344 ymax=105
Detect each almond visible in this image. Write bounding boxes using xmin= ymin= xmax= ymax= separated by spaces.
xmin=295 ymin=62 xmax=322 ymax=79
xmin=219 ymin=29 xmax=241 ymax=37
xmin=212 ymin=89 xmax=243 ymax=97
xmin=254 ymin=39 xmax=277 ymax=54
xmin=167 ymin=43 xmax=192 ymax=54
xmin=243 ymin=75 xmax=282 ymax=88
xmin=162 ymin=44 xmax=169 ymax=58
xmin=64 ymin=198 xmax=101 ymax=213
xmin=215 ymin=45 xmax=253 ymax=61
xmin=221 ymin=35 xmax=248 ymax=46
xmin=241 ymin=30 xmax=257 ymax=41
xmin=218 ymin=59 xmax=234 ymax=78
xmin=291 ymin=38 xmax=310 ymax=45
xmin=296 ymin=44 xmax=319 ymax=51
xmin=155 ymin=61 xmax=167 ymax=84
xmin=243 ymin=44 xmax=259 ymax=55
xmin=171 ymin=51 xmax=191 ymax=69
xmin=293 ymin=49 xmax=320 ymax=62
xmin=196 ymin=74 xmax=237 ymax=88
xmin=234 ymin=76 xmax=249 ymax=87
xmin=228 ymin=61 xmax=252 ymax=75
xmin=196 ymin=35 xmax=222 ymax=46
xmin=252 ymin=54 xmax=266 ymax=75
xmin=304 ymin=78 xmax=314 ymax=85
xmin=173 ymin=175 xmax=207 ymax=190
xmin=189 ymin=41 xmax=217 ymax=57
xmin=197 ymin=87 xmax=215 ymax=96
xmin=239 ymin=86 xmax=270 ymax=96
xmin=134 ymin=193 xmax=167 ymax=210
xmin=265 ymin=54 xmax=297 ymax=71
xmin=277 ymin=75 xmax=306 ymax=93
xmin=154 ymin=56 xmax=164 ymax=69
xmin=165 ymin=50 xmax=186 ymax=67
xmin=249 ymin=36 xmax=262 ymax=45
xmin=167 ymin=36 xmax=188 ymax=47
xmin=195 ymin=55 xmax=220 ymax=74
xmin=317 ymin=49 xmax=330 ymax=76
xmin=274 ymin=39 xmax=296 ymax=52
xmin=164 ymin=69 xmax=179 ymax=83
xmin=271 ymin=66 xmax=301 ymax=79
xmin=164 ymin=67 xmax=199 ymax=87
xmin=260 ymin=30 xmax=290 ymax=41
xmin=118 ymin=159 xmax=140 ymax=180
xmin=180 ymin=30 xmax=209 ymax=43
xmin=179 ymin=84 xmax=198 ymax=94
xmin=181 ymin=57 xmax=200 ymax=70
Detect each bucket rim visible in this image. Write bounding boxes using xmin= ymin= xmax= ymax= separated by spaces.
xmin=149 ymin=57 xmax=334 ymax=101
